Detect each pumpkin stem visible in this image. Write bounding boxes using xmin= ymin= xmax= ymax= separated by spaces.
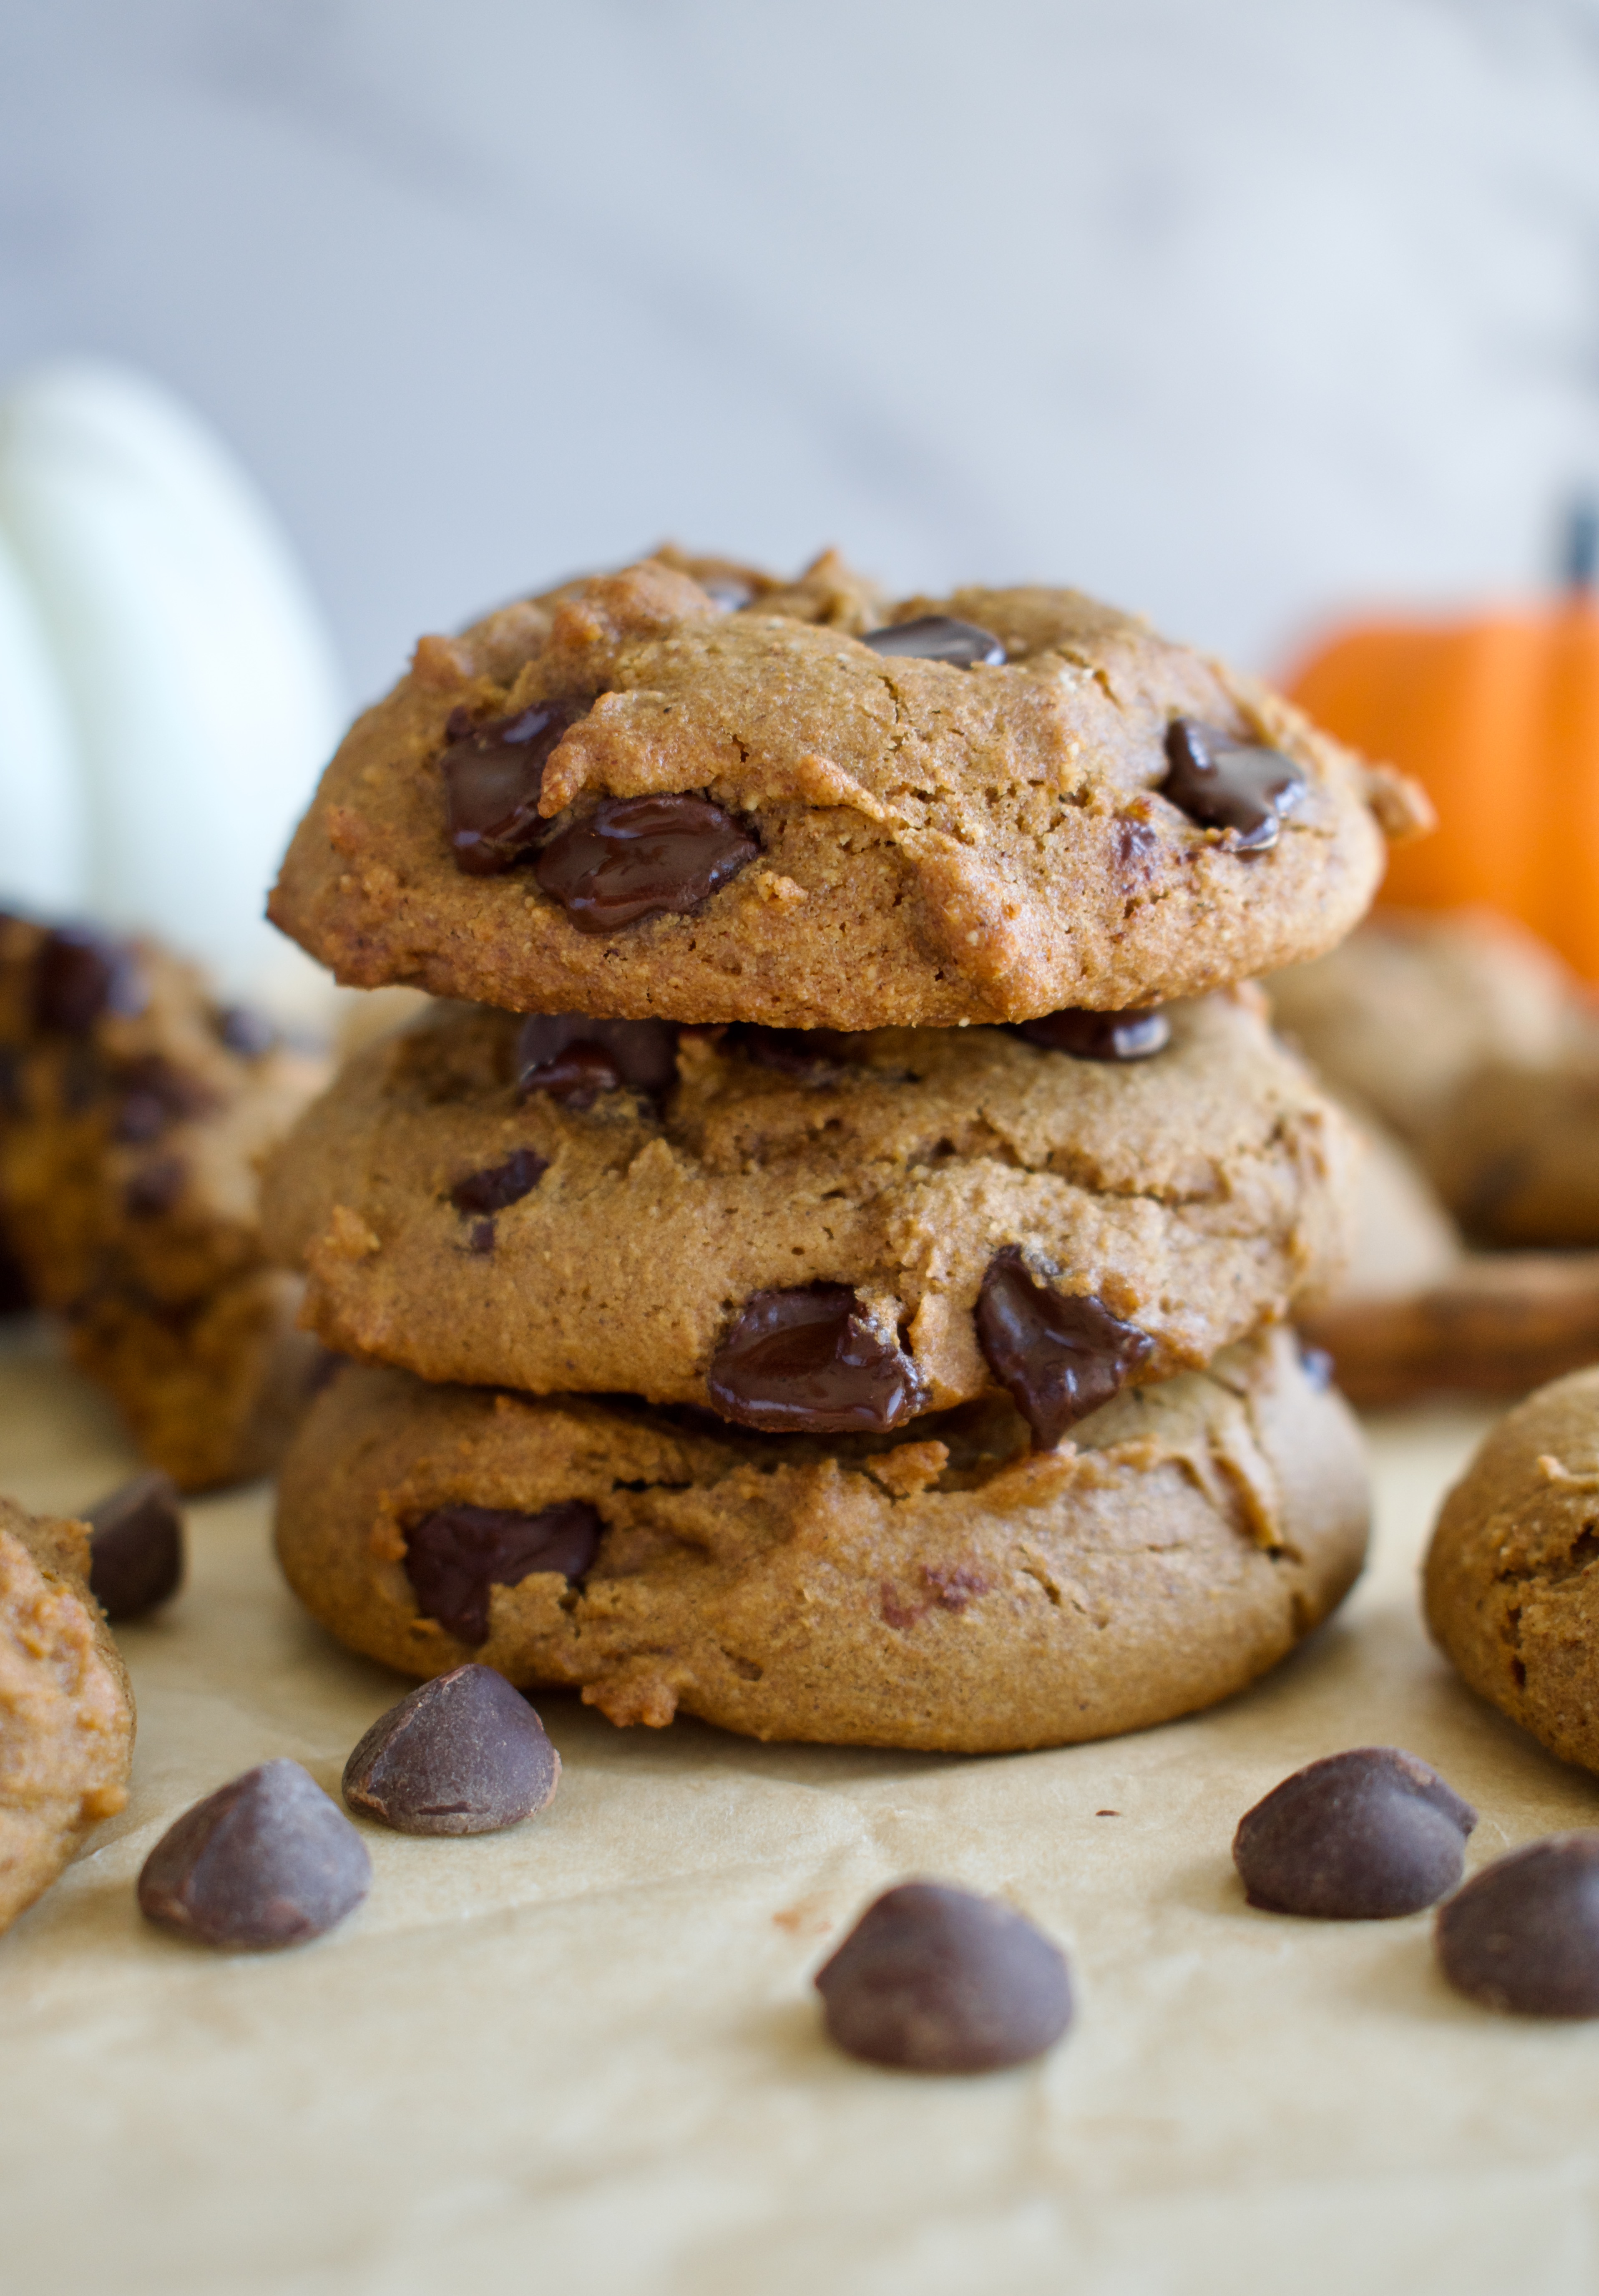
xmin=1566 ymin=499 xmax=1599 ymax=595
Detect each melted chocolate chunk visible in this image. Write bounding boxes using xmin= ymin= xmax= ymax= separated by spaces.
xmin=112 ymin=1055 xmax=219 ymax=1144
xmin=87 ymin=1469 xmax=185 ymax=1621
xmin=1016 ymin=1007 xmax=1170 ymax=1062
xmin=1437 ymin=1835 xmax=1599 ymax=2016
xmin=534 ymin=794 xmax=758 ymax=933
xmin=123 ymin=1154 xmax=187 ymax=1218
xmin=138 ymin=1759 xmax=371 ymax=1950
xmin=342 ymin=1664 xmax=561 ymax=1836
xmin=706 ymin=1284 xmax=925 ymax=1436
xmin=815 ymin=1882 xmax=1073 ymax=2073
xmin=215 ymin=1002 xmax=277 ymax=1058
xmin=441 ymin=699 xmax=589 ymax=875
xmin=861 ymin=616 xmax=1007 ymax=669
xmin=33 ymin=926 xmax=145 ymax=1035
xmin=404 ymin=1500 xmax=603 ymax=1645
xmin=1234 ymin=1748 xmax=1476 ymax=1919
xmin=515 ymin=1014 xmax=679 ymax=1108
xmin=448 ymin=1146 xmax=549 ymax=1216
xmin=975 ymin=1249 xmax=1153 ymax=1448
xmin=720 ymin=1024 xmax=870 ymax=1078
xmin=1160 ymin=718 xmax=1306 ymax=852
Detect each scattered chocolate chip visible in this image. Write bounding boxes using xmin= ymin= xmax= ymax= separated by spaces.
xmin=1160 ymin=718 xmax=1306 ymax=852
xmin=861 ymin=617 xmax=1007 ymax=669
xmin=1234 ymin=1748 xmax=1476 ymax=1920
xmin=535 ymin=793 xmax=758 ymax=933
xmin=975 ymin=1249 xmax=1153 ymax=1448
xmin=515 ymin=1014 xmax=679 ymax=1108
xmin=815 ymin=1882 xmax=1072 ymax=2072
xmin=33 ymin=926 xmax=145 ymax=1035
xmin=707 ymin=1284 xmax=926 ymax=1436
xmin=404 ymin=1500 xmax=604 ymax=1645
xmin=441 ymin=699 xmax=590 ymax=875
xmin=123 ymin=1154 xmax=187 ymax=1218
xmin=111 ymin=1054 xmax=218 ymax=1143
xmin=1437 ymin=1835 xmax=1599 ymax=2015
xmin=1297 ymin=1339 xmax=1335 ymax=1391
xmin=721 ymin=1024 xmax=870 ymax=1078
xmin=342 ymin=1664 xmax=561 ymax=1836
xmin=449 ymin=1146 xmax=549 ymax=1216
xmin=1016 ymin=1007 xmax=1170 ymax=1062
xmin=215 ymin=1002 xmax=277 ymax=1058
xmin=86 ymin=1469 xmax=184 ymax=1621
xmin=137 ymin=1759 xmax=371 ymax=1950
xmin=468 ymin=1218 xmax=496 ymax=1255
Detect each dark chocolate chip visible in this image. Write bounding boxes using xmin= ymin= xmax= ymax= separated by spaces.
xmin=342 ymin=1664 xmax=561 ymax=1836
xmin=720 ymin=1024 xmax=870 ymax=1078
xmin=1234 ymin=1748 xmax=1476 ymax=1920
xmin=404 ymin=1500 xmax=604 ymax=1646
xmin=441 ymin=698 xmax=590 ymax=875
xmin=1115 ymin=816 xmax=1161 ymax=874
xmin=123 ymin=1154 xmax=187 ymax=1218
xmin=111 ymin=1054 xmax=218 ymax=1143
xmin=815 ymin=1881 xmax=1072 ymax=2073
xmin=515 ymin=1014 xmax=679 ymax=1108
xmin=215 ymin=1002 xmax=277 ymax=1058
xmin=137 ymin=1759 xmax=371 ymax=1950
xmin=86 ymin=1468 xmax=184 ymax=1621
xmin=305 ymin=1347 xmax=344 ymax=1396
xmin=468 ymin=1218 xmax=496 ymax=1255
xmin=1016 ymin=1007 xmax=1170 ymax=1062
xmin=33 ymin=926 xmax=146 ymax=1035
xmin=861 ymin=617 xmax=1007 ymax=669
xmin=1160 ymin=718 xmax=1306 ymax=853
xmin=706 ymin=1283 xmax=926 ymax=1436
xmin=448 ymin=1146 xmax=549 ymax=1216
xmin=975 ymin=1249 xmax=1153 ymax=1448
xmin=1437 ymin=1835 xmax=1599 ymax=2016
xmin=534 ymin=793 xmax=758 ymax=933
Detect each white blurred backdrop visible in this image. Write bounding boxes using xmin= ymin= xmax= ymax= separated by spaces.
xmin=3 ymin=0 xmax=1598 ymax=700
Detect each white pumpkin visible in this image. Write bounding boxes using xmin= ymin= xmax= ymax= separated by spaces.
xmin=0 ymin=361 xmax=344 ymax=1005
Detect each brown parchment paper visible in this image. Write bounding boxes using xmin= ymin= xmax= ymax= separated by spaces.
xmin=5 ymin=1320 xmax=1599 ymax=2296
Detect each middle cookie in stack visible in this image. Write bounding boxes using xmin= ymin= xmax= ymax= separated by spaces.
xmin=263 ymin=551 xmax=1399 ymax=1752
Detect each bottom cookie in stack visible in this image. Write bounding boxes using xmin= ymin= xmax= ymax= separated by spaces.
xmin=274 ymin=1326 xmax=1366 ymax=1753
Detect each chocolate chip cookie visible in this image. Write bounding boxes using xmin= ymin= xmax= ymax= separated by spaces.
xmin=261 ymin=988 xmax=1354 ymax=1435
xmin=267 ymin=552 xmax=1427 ymax=1030
xmin=0 ymin=1495 xmax=136 ymax=1932
xmin=1426 ymin=1365 xmax=1599 ymax=1772
xmin=274 ymin=1325 xmax=1368 ymax=1752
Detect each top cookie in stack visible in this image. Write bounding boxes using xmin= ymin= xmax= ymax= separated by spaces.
xmin=263 ymin=551 xmax=1421 ymax=1753
xmin=268 ymin=550 xmax=1426 ymax=1028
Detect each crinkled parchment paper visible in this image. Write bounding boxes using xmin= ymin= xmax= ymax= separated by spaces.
xmin=3 ymin=1322 xmax=1599 ymax=2296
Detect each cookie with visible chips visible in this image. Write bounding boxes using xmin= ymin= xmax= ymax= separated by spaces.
xmin=266 ymin=550 xmax=1426 ymax=1031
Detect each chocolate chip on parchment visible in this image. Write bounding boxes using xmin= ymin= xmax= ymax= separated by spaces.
xmin=861 ymin=617 xmax=1006 ymax=669
xmin=1437 ymin=1835 xmax=1599 ymax=2015
xmin=1234 ymin=1747 xmax=1476 ymax=1920
xmin=515 ymin=1014 xmax=679 ymax=1108
xmin=1016 ymin=1007 xmax=1170 ymax=1062
xmin=975 ymin=1249 xmax=1153 ymax=1448
xmin=441 ymin=699 xmax=590 ymax=876
xmin=123 ymin=1154 xmax=187 ymax=1218
xmin=137 ymin=1759 xmax=371 ymax=1949
xmin=404 ymin=1500 xmax=604 ymax=1646
xmin=815 ymin=1882 xmax=1072 ymax=2073
xmin=707 ymin=1284 xmax=926 ymax=1436
xmin=721 ymin=1024 xmax=870 ymax=1078
xmin=449 ymin=1146 xmax=549 ymax=1216
xmin=86 ymin=1468 xmax=184 ymax=1621
xmin=342 ymin=1664 xmax=561 ymax=1836
xmin=33 ymin=926 xmax=145 ymax=1035
xmin=1160 ymin=718 xmax=1306 ymax=853
xmin=534 ymin=793 xmax=758 ymax=932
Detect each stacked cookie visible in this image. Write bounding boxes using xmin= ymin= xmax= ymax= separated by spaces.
xmin=262 ymin=550 xmax=1423 ymax=1751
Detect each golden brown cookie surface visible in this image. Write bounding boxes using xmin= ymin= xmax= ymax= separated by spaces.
xmin=1426 ymin=1367 xmax=1599 ymax=1770
xmin=0 ymin=1496 xmax=136 ymax=1933
xmin=274 ymin=1327 xmax=1368 ymax=1753
xmin=267 ymin=554 xmax=1420 ymax=1029
xmin=262 ymin=990 xmax=1355 ymax=1424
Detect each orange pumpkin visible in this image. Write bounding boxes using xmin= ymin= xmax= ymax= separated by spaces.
xmin=1287 ymin=509 xmax=1599 ymax=980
